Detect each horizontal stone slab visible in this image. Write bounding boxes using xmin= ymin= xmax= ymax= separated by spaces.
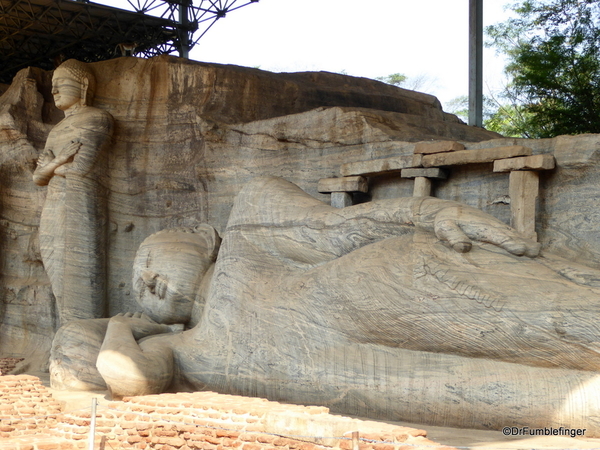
xmin=318 ymin=176 xmax=368 ymax=193
xmin=493 ymin=154 xmax=555 ymax=173
xmin=340 ymin=154 xmax=422 ymax=177
xmin=414 ymin=140 xmax=465 ymax=154
xmin=422 ymin=145 xmax=532 ymax=167
xmin=401 ymin=168 xmax=448 ymax=179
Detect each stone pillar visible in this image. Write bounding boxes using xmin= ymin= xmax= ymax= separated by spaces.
xmin=318 ymin=176 xmax=368 ymax=208
xmin=400 ymin=168 xmax=447 ymax=198
xmin=509 ymin=170 xmax=539 ymax=241
xmin=331 ymin=192 xmax=353 ymax=208
xmin=413 ymin=177 xmax=432 ymax=197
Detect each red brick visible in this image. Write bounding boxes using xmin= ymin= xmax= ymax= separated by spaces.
xmin=178 ymin=425 xmax=197 ymax=433
xmin=338 ymin=439 xmax=352 ymax=450
xmin=158 ymin=437 xmax=186 ymax=447
xmin=155 ymin=430 xmax=178 ymax=437
xmin=238 ymin=433 xmax=256 ymax=442
xmin=288 ymin=442 xmax=320 ymax=450
xmin=216 ymin=429 xmax=240 ymax=438
xmin=268 ymin=437 xmax=287 ymax=447
xmin=201 ymin=429 xmax=217 ymax=438
xmin=120 ymin=420 xmax=137 ymax=429
xmin=198 ymin=443 xmax=219 ymax=450
xmin=256 ymin=434 xmax=276 ymax=444
xmin=241 ymin=444 xmax=263 ymax=450
xmin=204 ymin=436 xmax=222 ymax=445
xmin=127 ymin=436 xmax=143 ymax=444
xmin=372 ymin=445 xmax=396 ymax=450
xmin=216 ymin=430 xmax=242 ymax=439
xmin=35 ymin=444 xmax=61 ymax=450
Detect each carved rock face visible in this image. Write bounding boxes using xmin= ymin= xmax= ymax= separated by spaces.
xmin=51 ymin=70 xmax=82 ymax=111
xmin=133 ymin=243 xmax=201 ymax=324
xmin=132 ymin=226 xmax=220 ymax=325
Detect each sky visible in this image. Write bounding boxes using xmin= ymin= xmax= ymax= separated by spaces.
xmin=191 ymin=0 xmax=516 ymax=108
xmin=102 ymin=0 xmax=516 ymax=109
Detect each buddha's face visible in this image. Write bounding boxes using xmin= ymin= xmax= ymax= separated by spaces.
xmin=51 ymin=69 xmax=83 ymax=111
xmin=132 ymin=242 xmax=208 ymax=325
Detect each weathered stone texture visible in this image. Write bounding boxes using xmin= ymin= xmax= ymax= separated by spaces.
xmin=317 ymin=176 xmax=368 ymax=193
xmin=414 ymin=139 xmax=465 ymax=154
xmin=493 ymin=154 xmax=555 ymax=172
xmin=422 ymin=145 xmax=532 ymax=167
xmin=6 ymin=56 xmax=600 ymax=438
xmin=1 ymin=56 xmax=501 ymax=331
xmin=341 ymin=154 xmax=423 ymax=176
xmin=400 ymin=168 xmax=447 ymax=179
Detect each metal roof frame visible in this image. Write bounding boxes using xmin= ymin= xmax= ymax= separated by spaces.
xmin=0 ymin=0 xmax=258 ymax=83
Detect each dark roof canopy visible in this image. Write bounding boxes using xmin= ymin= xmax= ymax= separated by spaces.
xmin=0 ymin=0 xmax=258 ymax=84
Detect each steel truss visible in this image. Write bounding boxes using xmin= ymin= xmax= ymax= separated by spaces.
xmin=0 ymin=0 xmax=259 ymax=84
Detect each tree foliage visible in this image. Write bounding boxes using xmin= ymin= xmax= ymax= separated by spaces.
xmin=487 ymin=0 xmax=600 ymax=137
xmin=375 ymin=73 xmax=407 ymax=87
xmin=444 ymin=95 xmax=496 ymax=123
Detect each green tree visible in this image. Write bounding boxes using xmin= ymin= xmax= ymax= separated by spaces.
xmin=375 ymin=73 xmax=440 ymax=93
xmin=375 ymin=73 xmax=407 ymax=87
xmin=487 ymin=0 xmax=600 ymax=137
xmin=445 ymin=95 xmax=517 ymax=132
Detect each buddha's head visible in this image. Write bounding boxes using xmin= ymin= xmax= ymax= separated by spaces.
xmin=132 ymin=225 xmax=221 ymax=325
xmin=52 ymin=59 xmax=96 ymax=111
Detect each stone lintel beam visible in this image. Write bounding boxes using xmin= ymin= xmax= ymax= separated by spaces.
xmin=493 ymin=154 xmax=555 ymax=173
xmin=401 ymin=168 xmax=448 ymax=179
xmin=509 ymin=170 xmax=539 ymax=242
xmin=422 ymin=145 xmax=532 ymax=167
xmin=340 ymin=154 xmax=423 ymax=177
xmin=318 ymin=176 xmax=368 ymax=193
xmin=414 ymin=140 xmax=465 ymax=154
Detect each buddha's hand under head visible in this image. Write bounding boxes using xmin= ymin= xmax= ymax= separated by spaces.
xmin=110 ymin=312 xmax=172 ymax=340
